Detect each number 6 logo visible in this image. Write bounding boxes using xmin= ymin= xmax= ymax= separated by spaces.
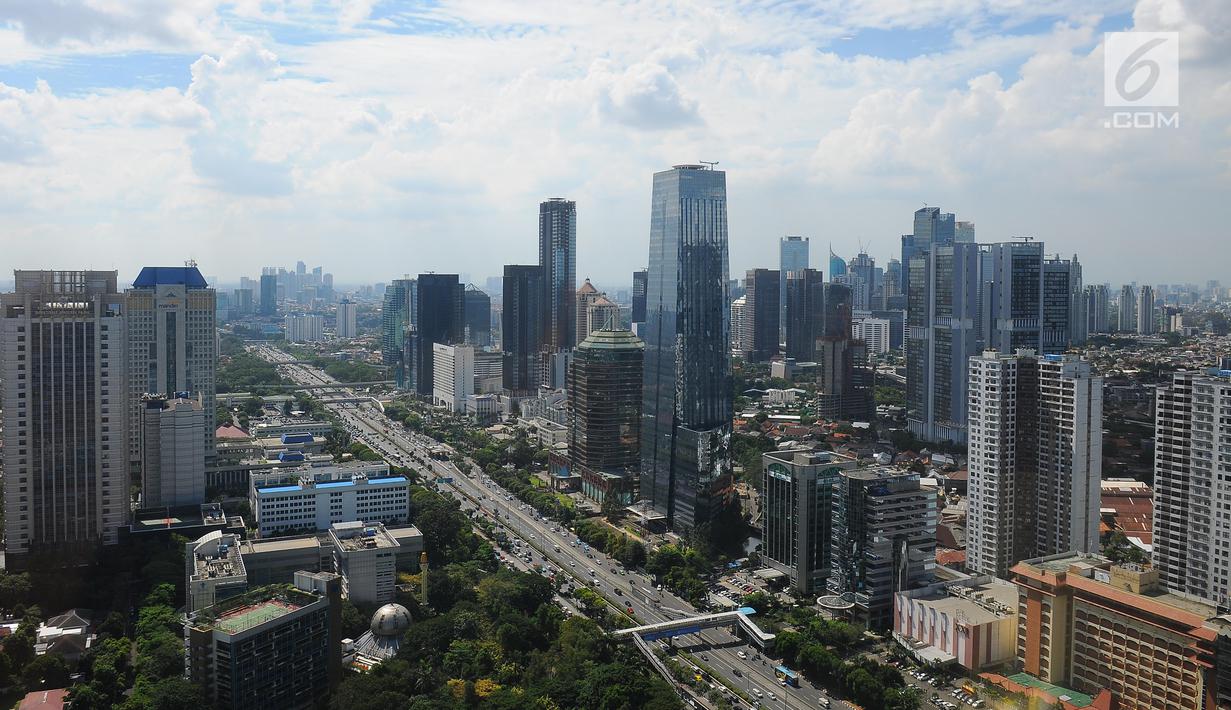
xmin=1105 ymin=32 xmax=1179 ymax=107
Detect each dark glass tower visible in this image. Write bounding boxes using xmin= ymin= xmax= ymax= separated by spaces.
xmin=743 ymin=268 xmax=779 ymax=362
xmin=413 ymin=274 xmax=462 ymax=396
xmin=569 ymin=329 xmax=644 ymax=505
xmin=463 ymin=285 xmax=492 ymax=347
xmin=631 ymin=269 xmax=648 ymax=325
xmin=640 ymin=165 xmax=733 ymax=535
xmin=784 ymin=268 xmax=824 ymax=360
xmin=538 ymin=198 xmax=577 ymax=349
xmin=501 ymin=265 xmax=544 ymax=393
xmin=259 ymin=273 xmax=277 ymax=316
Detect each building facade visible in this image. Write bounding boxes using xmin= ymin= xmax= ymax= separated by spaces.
xmin=259 ymin=273 xmax=277 ymax=316
xmin=249 ymin=462 xmax=410 ymax=537
xmin=1042 ymin=254 xmax=1085 ymax=351
xmin=1118 ymin=284 xmax=1137 ymax=333
xmin=783 ymin=268 xmax=824 ymax=361
xmin=413 ymin=273 xmax=463 ymax=396
xmin=852 ymin=318 xmax=891 ymax=356
xmin=575 ymin=279 xmax=601 ymax=344
xmin=640 ymin=165 xmax=733 ymax=535
xmin=141 ymin=394 xmax=206 ymax=508
xmin=329 ymin=522 xmax=399 ymax=604
xmin=568 ymin=329 xmax=644 ymax=506
xmin=462 ymin=285 xmax=491 ymax=347
xmin=284 ymin=314 xmax=324 ymax=343
xmin=742 ymin=268 xmax=779 ymax=362
xmin=982 ymin=241 xmax=1044 ymax=354
xmin=539 ymin=198 xmax=577 ymax=349
xmin=1085 ymin=284 xmax=1110 ymax=334
xmin=501 ymin=265 xmax=545 ymax=394
xmin=761 ymin=450 xmax=856 ymax=594
xmin=432 ymin=342 xmax=474 ymax=412
xmin=631 ymin=269 xmax=648 ymax=326
xmin=779 ymin=236 xmax=809 ymax=339
xmin=335 ymin=300 xmax=357 ymax=339
xmin=1136 ymin=285 xmax=1156 ymax=334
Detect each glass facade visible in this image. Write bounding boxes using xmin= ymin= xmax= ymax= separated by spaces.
xmin=743 ymin=268 xmax=779 ymax=361
xmin=412 ymin=274 xmax=462 ymax=396
xmin=538 ymin=198 xmax=577 ymax=349
xmin=779 ymin=236 xmax=809 ymax=338
xmin=501 ymin=265 xmax=544 ymax=393
xmin=784 ymin=268 xmax=824 ymax=360
xmin=640 ymin=165 xmax=732 ymax=535
xmin=568 ymin=330 xmax=644 ymax=501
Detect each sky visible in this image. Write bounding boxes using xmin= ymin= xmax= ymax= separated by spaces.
xmin=0 ymin=0 xmax=1227 ymax=291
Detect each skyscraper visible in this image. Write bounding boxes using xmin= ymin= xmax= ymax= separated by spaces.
xmin=1153 ymin=369 xmax=1231 ymax=605
xmin=779 ymin=236 xmax=809 ymax=338
xmin=906 ymin=242 xmax=982 ymax=443
xmin=966 ymin=350 xmax=1102 ymax=578
xmin=569 ymin=329 xmax=644 ymax=506
xmin=729 ymin=295 xmax=747 ymax=354
xmin=259 ymin=273 xmax=277 ymax=316
xmin=761 ymin=449 xmax=855 ymax=594
xmin=901 ymin=206 xmax=956 ymax=291
xmin=955 ymin=220 xmax=976 ymax=243
xmin=1085 ymin=284 xmax=1110 ymax=334
xmin=586 ymin=295 xmax=619 ymax=335
xmin=1118 ymin=284 xmax=1137 ymax=332
xmin=575 ymin=278 xmax=601 ymax=344
xmin=783 ymin=268 xmax=824 ymax=360
xmin=828 ymin=246 xmax=847 ymax=281
xmin=742 ymin=268 xmax=779 ymax=362
xmin=1137 ymin=284 xmax=1156 ymax=334
xmin=631 ymin=269 xmax=648 ymax=325
xmin=1 ymin=271 xmax=129 ymax=568
xmin=462 ymin=285 xmax=491 ymax=347
xmin=816 ymin=283 xmax=874 ymax=420
xmin=640 ymin=165 xmax=733 ymax=535
xmin=982 ymin=241 xmax=1044 ymax=353
xmin=336 ymin=300 xmax=357 ymax=339
xmin=539 ymin=198 xmax=577 ymax=349
xmin=1041 ymin=254 xmax=1085 ymax=351
xmin=412 ymin=274 xmax=463 ymax=396
xmin=380 ymin=278 xmax=413 ymax=367
xmin=141 ymin=393 xmax=206 ymax=508
xmin=502 ymin=265 xmax=544 ymax=394
xmin=126 ymin=266 xmax=217 ymax=474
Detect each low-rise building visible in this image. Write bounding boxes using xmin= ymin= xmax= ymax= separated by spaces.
xmin=249 ymin=462 xmax=410 ymax=537
xmin=893 ymin=575 xmax=1018 ymax=672
xmin=329 ymin=522 xmax=399 ymax=604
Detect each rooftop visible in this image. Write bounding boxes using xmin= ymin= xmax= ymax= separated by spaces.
xmin=132 ymin=266 xmax=208 ymax=288
xmin=215 ymin=598 xmax=302 ymax=634
xmin=330 ymin=522 xmax=400 ymax=552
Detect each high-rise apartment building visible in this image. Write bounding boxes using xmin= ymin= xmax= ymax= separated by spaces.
xmin=906 ymin=242 xmax=983 ymax=443
xmin=742 ymin=268 xmax=779 ymax=362
xmin=761 ymin=449 xmax=856 ymax=594
xmin=568 ymin=329 xmax=644 ymax=506
xmin=640 ymin=165 xmax=733 ymax=535
xmin=259 ymin=273 xmax=277 ymax=316
xmin=1118 ymin=284 xmax=1137 ymax=332
xmin=575 ymin=279 xmax=602 ymax=344
xmin=827 ymin=468 xmax=937 ymax=629
xmin=335 ymin=299 xmax=357 ymax=339
xmin=729 ymin=295 xmax=747 ymax=355
xmin=186 ymin=571 xmax=342 ymax=710
xmin=539 ymin=198 xmax=577 ymax=349
xmin=1 ymin=271 xmax=129 ymax=567
xmin=431 ymin=343 xmax=474 ymax=412
xmin=233 ymin=287 xmax=253 ymax=315
xmin=852 ymin=318 xmax=891 ymax=356
xmin=779 ymin=236 xmax=809 ymax=338
xmin=1085 ymin=284 xmax=1110 ymax=334
xmin=462 ymin=285 xmax=491 ymax=347
xmin=631 ymin=269 xmax=648 ymax=325
xmin=1137 ymin=284 xmax=1156 ymax=334
xmin=412 ymin=274 xmax=463 ymax=396
xmin=284 ymin=314 xmax=324 ymax=343
xmin=967 ymin=350 xmax=1102 ymax=578
xmin=982 ymin=241 xmax=1044 ymax=353
xmin=1042 ymin=254 xmax=1085 ymax=351
xmin=1153 ymin=369 xmax=1231 ymax=605
xmin=502 ymin=265 xmax=544 ymax=394
xmin=783 ymin=268 xmax=824 ymax=361
xmin=126 ymin=266 xmax=217 ymax=474
xmin=141 ymin=394 xmax=206 ymax=508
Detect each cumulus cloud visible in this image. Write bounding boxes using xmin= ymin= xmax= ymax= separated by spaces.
xmin=593 ymin=59 xmax=702 ymax=129
xmin=0 ymin=81 xmax=51 ymax=162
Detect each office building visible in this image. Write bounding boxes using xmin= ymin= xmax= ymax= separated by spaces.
xmin=741 ymin=269 xmax=779 ymax=361
xmin=1085 ymin=284 xmax=1110 ymax=334
xmin=412 ymin=273 xmax=463 ymax=396
xmin=783 ymin=268 xmax=824 ymax=361
xmin=329 ymin=522 xmax=398 ymax=604
xmin=906 ymin=242 xmax=983 ymax=443
xmin=816 ymin=283 xmax=874 ymax=420
xmin=502 ymin=265 xmax=545 ymax=394
xmin=1 ymin=271 xmax=128 ymax=567
xmin=284 ymin=314 xmax=324 ymax=343
xmin=900 ymin=206 xmax=956 ymax=291
xmin=827 ymin=468 xmax=937 ymax=629
xmin=640 ymin=165 xmax=733 ymax=534
xmin=462 ymin=285 xmax=491 ymax=347
xmin=259 ymin=273 xmax=277 ymax=316
xmin=141 ymin=394 xmax=206 ymax=508
xmin=729 ymin=295 xmax=747 ymax=355
xmin=539 ymin=198 xmax=577 ymax=348
xmin=568 ymin=329 xmax=644 ymax=506
xmin=586 ymin=295 xmax=619 ymax=336
xmin=848 ymin=252 xmax=877 ymax=311
xmin=885 ymin=259 xmax=902 ymax=299
xmin=1042 ymin=254 xmax=1085 ymax=351
xmin=186 ymin=571 xmax=342 ymax=710
xmin=473 ymin=350 xmax=503 ymax=394
xmin=380 ymin=278 xmax=413 ymax=367
xmin=631 ymin=268 xmax=648 ymax=325
xmin=233 ymin=287 xmax=253 ymax=315
xmin=828 ymin=245 xmax=847 ymax=281
xmin=126 ymin=266 xmax=217 ymax=473
xmin=575 ymin=279 xmax=602 ymax=343
xmin=186 ymin=530 xmax=250 ymax=612
xmin=1011 ymin=553 xmax=1219 ymax=710
xmin=779 ymin=236 xmax=809 ymax=338
xmin=1136 ymin=285 xmax=1156 ymax=334
xmin=432 ymin=342 xmax=474 ymax=412
xmin=1118 ymin=284 xmax=1137 ymax=333
xmin=761 ymin=450 xmax=856 ymax=594
xmin=335 ymin=300 xmax=357 ymax=339
xmin=893 ymin=576 xmax=1018 ymax=672
xmin=967 ymin=350 xmax=1103 ymax=579
xmin=852 ymin=318 xmax=891 ymax=356
xmin=955 ymin=220 xmax=976 ymax=243
xmin=982 ymin=241 xmax=1044 ymax=353
xmin=1153 ymin=369 xmax=1231 ymax=606
xmin=249 ymin=462 xmax=410 ymax=537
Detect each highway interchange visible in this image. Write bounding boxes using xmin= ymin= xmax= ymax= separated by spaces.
xmin=253 ymin=344 xmax=845 ymax=710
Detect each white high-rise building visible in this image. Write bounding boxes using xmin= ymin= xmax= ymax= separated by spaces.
xmin=336 ymin=300 xmax=357 ymax=339
xmin=1118 ymin=284 xmax=1137 ymax=332
xmin=1 ymin=271 xmax=129 ymax=567
xmin=852 ymin=318 xmax=890 ymax=356
xmin=432 ymin=342 xmax=474 ymax=412
xmin=730 ymin=295 xmax=747 ymax=355
xmin=285 ymin=314 xmax=324 ymax=342
xmin=126 ymin=266 xmax=217 ymax=472
xmin=141 ymin=393 xmax=206 ymax=507
xmin=967 ymin=349 xmax=1102 ymax=578
xmin=1136 ymin=285 xmax=1156 ymax=334
xmin=1153 ymin=370 xmax=1231 ymax=605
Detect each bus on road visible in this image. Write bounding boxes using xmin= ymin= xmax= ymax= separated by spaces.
xmin=774 ymin=665 xmax=800 ymax=688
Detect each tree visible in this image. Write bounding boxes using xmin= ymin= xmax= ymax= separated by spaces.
xmin=282 ymin=399 xmax=293 ymax=416
xmin=22 ymin=652 xmax=69 ymax=691
xmin=0 ymin=572 xmax=32 ymax=611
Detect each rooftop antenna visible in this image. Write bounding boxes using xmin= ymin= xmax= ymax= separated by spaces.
xmin=1015 ymin=236 xmax=1036 ymax=242
xmin=185 ymin=258 xmax=198 ymax=268
xmin=700 ymin=160 xmax=719 ymax=170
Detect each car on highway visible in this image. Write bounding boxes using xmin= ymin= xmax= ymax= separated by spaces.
xmin=737 ymin=651 xmax=747 ymax=660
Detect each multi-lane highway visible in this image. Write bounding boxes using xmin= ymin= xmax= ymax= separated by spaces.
xmin=254 ymin=345 xmax=843 ymax=710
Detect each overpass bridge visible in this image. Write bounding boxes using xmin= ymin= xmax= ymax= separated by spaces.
xmin=612 ymin=607 xmax=776 ymax=650
xmin=256 ymin=381 xmax=396 ymax=390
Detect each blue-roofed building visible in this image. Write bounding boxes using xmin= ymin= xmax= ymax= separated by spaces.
xmin=126 ymin=264 xmax=218 ymax=487
xmin=249 ymin=462 xmax=411 ymax=537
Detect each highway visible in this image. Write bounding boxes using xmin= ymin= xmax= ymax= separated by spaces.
xmin=254 ymin=344 xmax=845 ymax=710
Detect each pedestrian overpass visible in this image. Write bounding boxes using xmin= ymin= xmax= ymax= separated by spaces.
xmin=612 ymin=607 xmax=776 ymax=650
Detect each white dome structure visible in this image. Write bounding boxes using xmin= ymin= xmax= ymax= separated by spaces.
xmin=351 ymin=603 xmax=412 ymax=669
xmin=370 ymin=603 xmax=412 ymax=637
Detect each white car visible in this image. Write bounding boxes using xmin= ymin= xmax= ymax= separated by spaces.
xmin=737 ymin=651 xmax=747 ymax=660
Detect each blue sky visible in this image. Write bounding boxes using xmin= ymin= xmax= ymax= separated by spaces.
xmin=0 ymin=0 xmax=1225 ymax=289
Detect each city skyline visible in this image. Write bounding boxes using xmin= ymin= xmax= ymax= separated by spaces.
xmin=0 ymin=2 xmax=1226 ymax=286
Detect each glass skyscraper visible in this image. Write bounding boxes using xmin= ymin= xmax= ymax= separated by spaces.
xmin=538 ymin=198 xmax=577 ymax=349
xmin=412 ymin=274 xmax=462 ymax=396
xmin=501 ymin=265 xmax=544 ymax=393
xmin=640 ymin=165 xmax=733 ymax=535
xmin=779 ymin=236 xmax=809 ymax=338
